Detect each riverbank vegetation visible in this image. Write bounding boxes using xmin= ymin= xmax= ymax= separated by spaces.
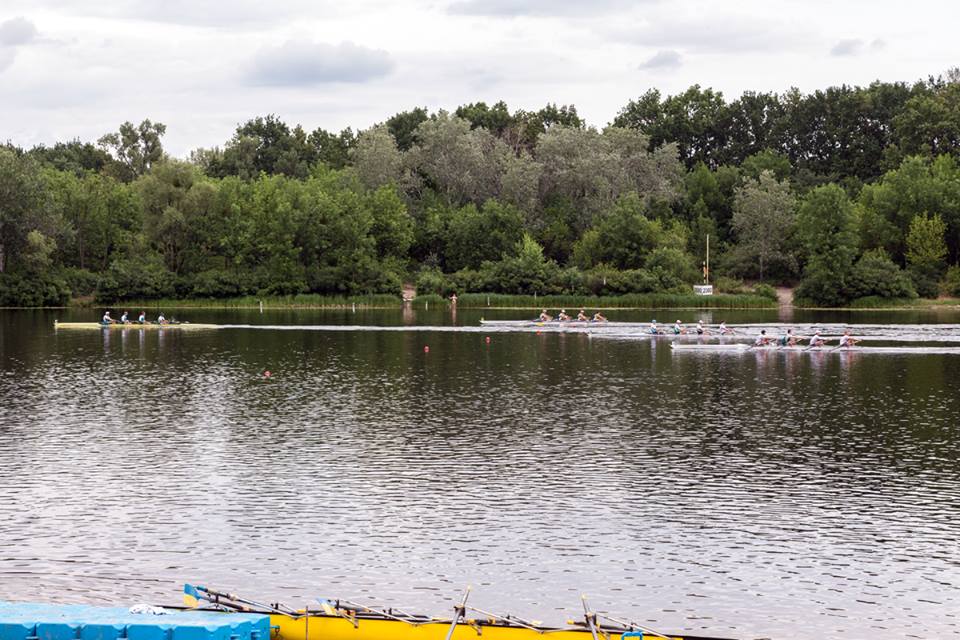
xmin=2 ymin=70 xmax=959 ymax=308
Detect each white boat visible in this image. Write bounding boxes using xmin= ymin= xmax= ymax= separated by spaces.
xmin=670 ymin=343 xmax=960 ymax=354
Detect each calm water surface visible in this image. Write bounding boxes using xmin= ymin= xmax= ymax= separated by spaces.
xmin=1 ymin=308 xmax=959 ymax=640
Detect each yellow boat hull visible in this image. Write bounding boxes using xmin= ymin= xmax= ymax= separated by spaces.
xmin=271 ymin=614 xmax=686 ymax=640
xmin=54 ymin=321 xmax=220 ymax=330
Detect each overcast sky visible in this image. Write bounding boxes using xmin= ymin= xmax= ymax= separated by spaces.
xmin=1 ymin=0 xmax=957 ymax=157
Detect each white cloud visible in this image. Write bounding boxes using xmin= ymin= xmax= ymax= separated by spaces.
xmin=0 ymin=47 xmax=15 ymax=72
xmin=0 ymin=16 xmax=37 ymax=45
xmin=247 ymin=41 xmax=394 ymax=86
xmin=639 ymin=50 xmax=681 ymax=70
xmin=830 ymin=39 xmax=863 ymax=57
xmin=0 ymin=0 xmax=957 ymax=156
xmin=448 ymin=0 xmax=640 ymax=17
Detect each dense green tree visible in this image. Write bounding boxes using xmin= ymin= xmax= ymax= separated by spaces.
xmin=98 ymin=119 xmax=167 ymax=182
xmin=571 ymin=193 xmax=686 ymax=270
xmin=905 ymin=213 xmax=948 ymax=296
xmin=308 ymin=127 xmax=356 ymax=169
xmin=352 ymin=125 xmax=403 ymax=190
xmin=442 ymin=200 xmax=525 ymax=271
xmin=0 ymin=149 xmax=56 ymax=274
xmin=731 ymin=171 xmax=796 ymax=280
xmin=28 ymin=140 xmax=111 ymax=176
xmin=795 ymin=184 xmax=859 ymax=306
xmin=385 ymin=108 xmax=428 ymax=152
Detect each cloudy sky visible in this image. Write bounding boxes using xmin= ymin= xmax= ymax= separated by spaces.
xmin=1 ymin=0 xmax=957 ymax=157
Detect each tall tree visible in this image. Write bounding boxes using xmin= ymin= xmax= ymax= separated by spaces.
xmin=905 ymin=213 xmax=948 ymax=297
xmin=795 ymin=184 xmax=859 ymax=306
xmin=98 ymin=119 xmax=166 ymax=182
xmin=731 ymin=171 xmax=796 ymax=280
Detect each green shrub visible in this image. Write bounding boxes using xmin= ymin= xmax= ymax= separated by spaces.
xmin=714 ymin=276 xmax=748 ymax=294
xmin=415 ymin=268 xmax=451 ymax=296
xmin=61 ymin=267 xmax=99 ymax=297
xmin=850 ymin=250 xmax=917 ymax=300
xmin=753 ymin=283 xmax=778 ymax=301
xmin=941 ymin=265 xmax=960 ymax=297
xmin=95 ymin=257 xmax=175 ymax=302
xmin=0 ymin=273 xmax=70 ymax=307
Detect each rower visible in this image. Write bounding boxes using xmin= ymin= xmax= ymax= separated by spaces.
xmin=808 ymin=330 xmax=827 ymax=348
xmin=777 ymin=328 xmax=799 ymax=347
xmin=838 ymin=330 xmax=860 ymax=349
xmin=672 ymin=320 xmax=684 ymax=335
xmin=137 ymin=310 xmax=146 ymax=324
xmin=157 ymin=312 xmax=166 ymax=325
xmin=538 ymin=309 xmax=552 ymax=322
xmin=102 ymin=311 xmax=114 ymax=325
xmin=592 ymin=312 xmax=607 ymax=322
xmin=576 ymin=309 xmax=589 ymax=321
xmin=120 ymin=310 xmax=130 ymax=324
xmin=696 ymin=320 xmax=706 ymax=335
xmin=718 ymin=321 xmax=733 ymax=335
xmin=753 ymin=329 xmax=772 ymax=347
xmin=649 ymin=319 xmax=660 ymax=335
xmin=557 ymin=309 xmax=571 ymax=322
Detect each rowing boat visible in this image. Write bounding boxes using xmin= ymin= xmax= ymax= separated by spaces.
xmin=669 ymin=343 xmax=960 ymax=354
xmin=184 ymin=585 xmax=736 ymax=640
xmin=54 ymin=321 xmax=221 ymax=330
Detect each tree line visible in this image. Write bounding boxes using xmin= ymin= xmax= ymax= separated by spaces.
xmin=1 ymin=69 xmax=959 ymax=307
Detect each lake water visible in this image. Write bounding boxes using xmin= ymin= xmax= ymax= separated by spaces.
xmin=1 ymin=307 xmax=959 ymax=640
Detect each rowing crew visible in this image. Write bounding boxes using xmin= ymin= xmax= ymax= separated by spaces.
xmin=102 ymin=310 xmax=169 ymax=325
xmin=753 ymin=329 xmax=861 ymax=348
xmin=538 ymin=309 xmax=607 ymax=322
xmin=649 ymin=319 xmax=736 ymax=335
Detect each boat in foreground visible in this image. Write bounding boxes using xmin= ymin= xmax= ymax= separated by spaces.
xmin=184 ymin=585 xmax=737 ymax=640
xmin=54 ymin=321 xmax=221 ymax=330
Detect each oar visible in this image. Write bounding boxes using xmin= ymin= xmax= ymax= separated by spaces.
xmin=595 ymin=612 xmax=675 ymax=640
xmin=184 ymin=584 xmax=297 ymax=615
xmin=444 ymin=586 xmax=471 ymax=640
xmin=581 ymin=595 xmax=600 ymax=640
xmin=466 ymin=606 xmax=542 ymax=631
xmin=338 ymin=599 xmax=424 ymax=627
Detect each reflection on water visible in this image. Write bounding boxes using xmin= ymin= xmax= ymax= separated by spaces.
xmin=1 ymin=310 xmax=959 ymax=639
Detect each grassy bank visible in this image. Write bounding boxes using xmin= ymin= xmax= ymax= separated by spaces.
xmin=96 ymin=292 xmax=778 ymax=310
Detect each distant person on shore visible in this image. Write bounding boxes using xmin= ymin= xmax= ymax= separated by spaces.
xmin=576 ymin=309 xmax=589 ymax=321
xmin=592 ymin=311 xmax=607 ymax=322
xmin=557 ymin=309 xmax=571 ymax=321
xmin=102 ymin=311 xmax=113 ymax=325
xmin=449 ymin=293 xmax=458 ymax=306
xmin=538 ymin=309 xmax=552 ymax=322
